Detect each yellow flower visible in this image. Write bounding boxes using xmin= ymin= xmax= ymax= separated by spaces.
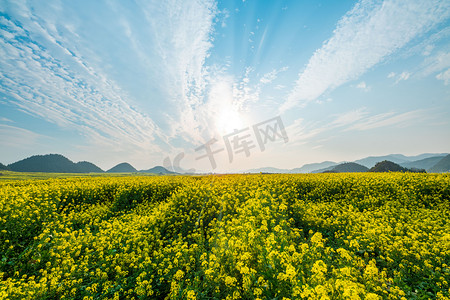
xmin=186 ymin=290 xmax=196 ymax=300
xmin=174 ymin=269 xmax=184 ymax=280
xmin=225 ymin=276 xmax=237 ymax=287
xmin=312 ymin=260 xmax=327 ymax=275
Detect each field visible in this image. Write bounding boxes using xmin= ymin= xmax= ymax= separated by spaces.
xmin=0 ymin=173 xmax=449 ymax=299
xmin=0 ymin=171 xmax=156 ymax=181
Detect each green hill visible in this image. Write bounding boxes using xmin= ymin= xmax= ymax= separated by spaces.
xmin=75 ymin=161 xmax=104 ymax=173
xmin=291 ymin=161 xmax=337 ymax=173
xmin=400 ymin=156 xmax=446 ymax=170
xmin=369 ymin=160 xmax=408 ymax=172
xmin=7 ymin=154 xmax=103 ymax=173
xmin=428 ymin=154 xmax=450 ymax=173
xmin=139 ymin=166 xmax=175 ymax=174
xmin=368 ymin=160 xmax=425 ymax=173
xmin=331 ymin=162 xmax=369 ymax=173
xmin=0 ymin=163 xmax=8 ymax=170
xmin=9 ymin=154 xmax=79 ymax=173
xmin=106 ymin=163 xmax=137 ymax=173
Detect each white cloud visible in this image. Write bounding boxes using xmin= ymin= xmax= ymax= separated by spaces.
xmin=421 ymin=51 xmax=450 ymax=77
xmin=133 ymin=0 xmax=218 ymax=144
xmin=260 ymin=71 xmax=277 ymax=84
xmin=356 ymin=81 xmax=371 ymax=91
xmin=281 ymin=0 xmax=450 ymax=112
xmin=356 ymin=82 xmax=366 ymax=89
xmin=0 ymin=23 xmax=163 ymax=154
xmin=422 ymin=44 xmax=435 ymax=56
xmin=285 ymin=118 xmax=326 ymax=146
xmin=0 ymin=124 xmax=43 ymax=148
xmin=0 ymin=117 xmax=13 ymax=123
xmin=285 ymin=108 xmax=430 ymax=147
xmin=395 ymin=71 xmax=411 ymax=84
xmin=436 ymin=69 xmax=450 ymax=85
xmin=346 ymin=109 xmax=429 ymax=131
xmin=401 ymin=26 xmax=450 ymax=58
xmin=260 ymin=67 xmax=288 ymax=84
xmin=233 ymin=68 xmax=260 ymax=111
xmin=398 ymin=72 xmax=410 ymax=81
xmin=386 ymin=71 xmax=411 ymax=84
xmin=331 ymin=108 xmax=368 ymax=127
xmin=413 ymin=51 xmax=450 ymax=86
xmin=0 ymin=0 xmax=220 ymax=161
xmin=315 ymin=98 xmax=333 ymax=105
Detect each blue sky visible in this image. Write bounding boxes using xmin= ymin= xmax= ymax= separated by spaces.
xmin=0 ymin=0 xmax=449 ymax=172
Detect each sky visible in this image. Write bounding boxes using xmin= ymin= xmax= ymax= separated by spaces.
xmin=0 ymin=0 xmax=449 ymax=172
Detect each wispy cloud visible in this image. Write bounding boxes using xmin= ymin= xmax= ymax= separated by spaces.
xmin=0 ymin=124 xmax=43 ymax=148
xmin=285 ymin=118 xmax=327 ymax=146
xmin=346 ymin=109 xmax=430 ymax=131
xmin=0 ymin=0 xmax=220 ymax=161
xmin=355 ymin=81 xmax=370 ymax=91
xmin=436 ymin=69 xmax=450 ymax=85
xmin=286 ymin=108 xmax=431 ymax=147
xmin=281 ymin=0 xmax=450 ymax=112
xmin=260 ymin=67 xmax=288 ymax=84
xmin=397 ymin=72 xmax=411 ymax=83
xmin=0 ymin=5 xmax=166 ymax=155
xmin=420 ymin=51 xmax=450 ymax=77
xmin=135 ymin=0 xmax=219 ymax=144
xmin=387 ymin=71 xmax=411 ymax=84
xmin=331 ymin=108 xmax=368 ymax=127
xmin=0 ymin=117 xmax=13 ymax=123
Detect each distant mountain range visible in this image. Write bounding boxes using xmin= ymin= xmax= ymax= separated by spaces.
xmin=1 ymin=154 xmax=174 ymax=174
xmin=246 ymin=153 xmax=450 ymax=174
xmin=428 ymin=155 xmax=450 ymax=173
xmin=354 ymin=153 xmax=447 ymax=168
xmin=399 ymin=156 xmax=445 ymax=170
xmin=291 ymin=161 xmax=338 ymax=173
xmin=311 ymin=162 xmax=368 ymax=173
xmin=331 ymin=162 xmax=369 ymax=173
xmin=1 ymin=153 xmax=449 ymax=174
xmin=245 ymin=167 xmax=291 ymax=174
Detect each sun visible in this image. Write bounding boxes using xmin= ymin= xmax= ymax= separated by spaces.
xmin=216 ymin=108 xmax=244 ymax=135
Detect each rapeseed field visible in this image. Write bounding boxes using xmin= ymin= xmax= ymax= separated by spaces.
xmin=0 ymin=173 xmax=449 ymax=299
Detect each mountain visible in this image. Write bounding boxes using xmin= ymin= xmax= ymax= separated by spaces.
xmin=311 ymin=165 xmax=336 ymax=173
xmin=428 ymin=154 xmax=450 ymax=173
xmin=287 ymin=153 xmax=448 ymax=173
xmin=245 ymin=167 xmax=289 ymax=173
xmin=355 ymin=153 xmax=448 ymax=168
xmin=139 ymin=166 xmax=176 ymax=174
xmin=403 ymin=153 xmax=448 ymax=161
xmin=106 ymin=163 xmax=137 ymax=173
xmin=9 ymin=154 xmax=79 ymax=173
xmin=0 ymin=162 xmax=8 ymax=170
xmin=400 ymin=156 xmax=446 ymax=170
xmin=355 ymin=155 xmax=410 ymax=168
xmin=331 ymin=162 xmax=369 ymax=173
xmin=7 ymin=154 xmax=104 ymax=173
xmin=75 ymin=161 xmax=104 ymax=173
xmin=290 ymin=161 xmax=337 ymax=173
xmin=369 ymin=160 xmax=408 ymax=172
